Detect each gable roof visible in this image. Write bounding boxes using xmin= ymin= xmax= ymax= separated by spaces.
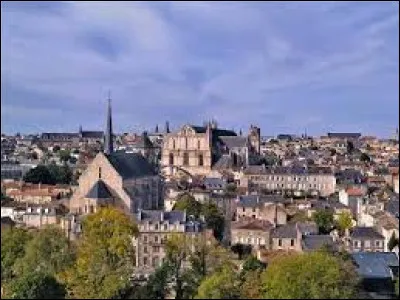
xmin=302 ymin=235 xmax=335 ymax=251
xmin=219 ymin=136 xmax=248 ymax=149
xmin=271 ymin=224 xmax=297 ymax=239
xmin=350 ymin=227 xmax=384 ymax=239
xmin=85 ymin=180 xmax=113 ymax=199
xmin=232 ymin=219 xmax=273 ymax=231
xmin=105 ymin=152 xmax=157 ymax=179
xmin=352 ymin=252 xmax=399 ymax=279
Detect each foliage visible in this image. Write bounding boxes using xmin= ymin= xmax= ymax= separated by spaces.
xmin=13 ymin=226 xmax=74 ymax=278
xmin=1 ymin=228 xmax=32 ymax=282
xmin=335 ymin=211 xmax=353 ymax=236
xmin=53 ymin=145 xmax=61 ymax=152
xmin=240 ymin=255 xmax=266 ymax=275
xmin=240 ymin=269 xmax=264 ymax=299
xmin=23 ymin=165 xmax=55 ymax=184
xmin=261 ymin=251 xmax=359 ymax=299
xmin=312 ymin=209 xmax=335 ymax=234
xmin=173 ymin=195 xmax=225 ymax=241
xmin=346 ymin=141 xmax=355 ymax=154
xmin=388 ymin=232 xmax=399 ymax=251
xmin=360 ymin=153 xmax=371 ymax=162
xmin=63 ymin=207 xmax=137 ymax=299
xmin=195 ymin=265 xmax=240 ymax=299
xmin=395 ymin=277 xmax=399 ymax=298
xmin=288 ymin=210 xmax=310 ymax=223
xmin=173 ymin=194 xmax=202 ymax=218
xmin=224 ymin=183 xmax=237 ymax=195
xmin=58 ymin=150 xmax=71 ymax=163
xmin=23 ymin=164 xmax=72 ymax=185
xmin=6 ymin=271 xmax=66 ymax=299
xmin=231 ymin=243 xmax=252 ymax=260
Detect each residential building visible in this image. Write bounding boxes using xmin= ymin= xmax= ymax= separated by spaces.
xmin=240 ymin=166 xmax=336 ymax=197
xmin=347 ymin=227 xmax=385 ymax=252
xmin=134 ymin=210 xmax=206 ymax=276
xmin=231 ymin=219 xmax=273 ymax=249
xmin=270 ymin=222 xmax=318 ymax=251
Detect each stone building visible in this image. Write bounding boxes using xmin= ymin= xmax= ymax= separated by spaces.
xmin=69 ymin=99 xmax=162 ymax=215
xmin=346 ymin=227 xmax=385 ymax=253
xmin=161 ymin=122 xmax=261 ymax=177
xmin=240 ymin=165 xmax=336 ymax=197
xmin=134 ymin=210 xmax=206 ymax=276
xmin=231 ymin=219 xmax=273 ymax=249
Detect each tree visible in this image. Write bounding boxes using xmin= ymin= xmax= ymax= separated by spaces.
xmin=48 ymin=164 xmax=73 ymax=184
xmin=312 ymin=209 xmax=335 ymax=234
xmin=261 ymin=252 xmax=359 ymax=299
xmin=13 ymin=226 xmax=75 ymax=278
xmin=202 ymin=203 xmax=225 ymax=241
xmin=240 ymin=269 xmax=264 ymax=299
xmin=288 ymin=211 xmax=310 ymax=223
xmin=58 ymin=150 xmax=71 ymax=163
xmin=224 ymin=183 xmax=237 ymax=195
xmin=173 ymin=194 xmax=202 ymax=217
xmin=1 ymin=228 xmax=32 ymax=282
xmin=23 ymin=165 xmax=55 ymax=184
xmin=6 ymin=271 xmax=66 ymax=299
xmin=360 ymin=153 xmax=371 ymax=163
xmin=63 ymin=207 xmax=137 ymax=299
xmin=395 ymin=277 xmax=399 ymax=298
xmin=231 ymin=243 xmax=252 ymax=260
xmin=388 ymin=232 xmax=399 ymax=251
xmin=346 ymin=141 xmax=355 ymax=154
xmin=195 ymin=265 xmax=240 ymax=299
xmin=335 ymin=211 xmax=353 ymax=236
xmin=240 ymin=255 xmax=266 ymax=275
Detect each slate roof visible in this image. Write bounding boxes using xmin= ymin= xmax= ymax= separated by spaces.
xmin=271 ymin=224 xmax=297 ymax=239
xmin=327 ymin=132 xmax=361 ymax=139
xmin=352 ymin=252 xmax=399 ymax=279
xmin=85 ymin=180 xmax=113 ymax=199
xmin=243 ymin=166 xmax=333 ymax=175
xmin=302 ymin=235 xmax=335 ymax=251
xmin=204 ymin=178 xmax=226 ymax=190
xmin=219 ymin=136 xmax=248 ymax=149
xmin=81 ymin=131 xmax=103 ymax=138
xmin=231 ymin=219 xmax=273 ymax=231
xmin=350 ymin=227 xmax=385 ymax=240
xmin=189 ymin=125 xmax=237 ymax=137
xmin=385 ymin=199 xmax=399 ymax=218
xmin=213 ymin=155 xmax=233 ymax=170
xmin=105 ymin=152 xmax=157 ymax=179
xmin=137 ymin=210 xmax=204 ymax=232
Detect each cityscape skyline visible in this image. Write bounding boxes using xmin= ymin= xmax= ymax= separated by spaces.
xmin=1 ymin=1 xmax=399 ymax=137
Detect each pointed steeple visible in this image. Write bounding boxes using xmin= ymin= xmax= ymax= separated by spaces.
xmin=165 ymin=121 xmax=170 ymax=134
xmin=155 ymin=124 xmax=159 ymax=133
xmin=104 ymin=93 xmax=114 ymax=155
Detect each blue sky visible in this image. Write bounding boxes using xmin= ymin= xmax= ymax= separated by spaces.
xmin=1 ymin=1 xmax=399 ymax=137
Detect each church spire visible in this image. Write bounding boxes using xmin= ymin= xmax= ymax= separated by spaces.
xmin=104 ymin=92 xmax=114 ymax=155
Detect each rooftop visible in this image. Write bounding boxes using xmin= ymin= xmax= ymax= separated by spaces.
xmin=352 ymin=252 xmax=399 ymax=279
xmin=350 ymin=227 xmax=385 ymax=240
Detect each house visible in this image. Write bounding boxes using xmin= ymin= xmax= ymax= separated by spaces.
xmin=270 ymin=222 xmax=318 ymax=252
xmin=22 ymin=203 xmax=69 ymax=229
xmin=231 ymin=219 xmax=273 ymax=250
xmin=69 ymin=100 xmax=162 ymax=215
xmin=134 ymin=210 xmax=206 ymax=277
xmin=1 ymin=216 xmax=15 ymax=231
xmin=203 ymin=177 xmax=226 ymax=194
xmin=352 ymin=252 xmax=399 ymax=297
xmin=347 ymin=227 xmax=385 ymax=252
xmin=235 ymin=195 xmax=287 ymax=225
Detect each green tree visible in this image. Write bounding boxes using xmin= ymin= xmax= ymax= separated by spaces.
xmin=395 ymin=277 xmax=399 ymax=298
xmin=240 ymin=269 xmax=264 ymax=299
xmin=1 ymin=228 xmax=32 ymax=282
xmin=53 ymin=145 xmax=61 ymax=152
xmin=388 ymin=232 xmax=399 ymax=251
xmin=173 ymin=194 xmax=202 ymax=217
xmin=335 ymin=211 xmax=353 ymax=236
xmin=231 ymin=243 xmax=252 ymax=260
xmin=288 ymin=211 xmax=310 ymax=223
xmin=23 ymin=165 xmax=55 ymax=184
xmin=224 ymin=183 xmax=237 ymax=195
xmin=261 ymin=252 xmax=358 ymax=299
xmin=6 ymin=271 xmax=66 ymax=299
xmin=13 ymin=226 xmax=75 ymax=278
xmin=360 ymin=153 xmax=371 ymax=162
xmin=240 ymin=255 xmax=266 ymax=275
xmin=202 ymin=203 xmax=224 ymax=241
xmin=195 ymin=265 xmax=240 ymax=299
xmin=48 ymin=164 xmax=72 ymax=185
xmin=58 ymin=150 xmax=71 ymax=163
xmin=312 ymin=209 xmax=335 ymax=234
xmin=63 ymin=207 xmax=137 ymax=299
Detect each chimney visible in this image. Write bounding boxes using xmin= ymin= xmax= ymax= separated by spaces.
xmin=160 ymin=211 xmax=164 ymax=222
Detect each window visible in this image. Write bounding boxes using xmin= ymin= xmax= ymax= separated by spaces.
xmin=152 ymin=257 xmax=159 ymax=267
xmin=252 ymin=208 xmax=256 ymax=212
xmin=164 ymin=224 xmax=168 ymax=231
xmin=143 ymin=257 xmax=148 ymax=266
xmin=242 ymin=207 xmax=245 ymax=212
xmin=183 ymin=152 xmax=189 ymax=166
xmin=153 ymin=246 xmax=160 ymax=253
xmin=98 ymin=167 xmax=102 ymax=179
xmin=290 ymin=239 xmax=295 ymax=246
xmin=144 ymin=246 xmax=148 ymax=253
xmin=198 ymin=140 xmax=201 ymax=149
xmin=143 ymin=235 xmax=148 ymax=243
xmin=154 ymin=235 xmax=159 ymax=243
xmin=155 ymin=224 xmax=159 ymax=230
xmin=169 ymin=153 xmax=174 ymax=165
xmin=375 ymin=240 xmax=381 ymax=247
xmin=89 ymin=205 xmax=94 ymax=213
xmin=172 ymin=139 xmax=176 ymax=149
xmin=199 ymin=154 xmax=204 ymax=166
xmin=278 ymin=239 xmax=282 ymax=247
xmin=353 ymin=240 xmax=359 ymax=248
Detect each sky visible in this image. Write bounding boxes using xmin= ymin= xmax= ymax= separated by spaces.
xmin=1 ymin=1 xmax=399 ymax=137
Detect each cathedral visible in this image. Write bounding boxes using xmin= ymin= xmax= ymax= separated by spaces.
xmin=69 ymin=98 xmax=162 ymax=215
xmin=161 ymin=121 xmax=261 ymax=177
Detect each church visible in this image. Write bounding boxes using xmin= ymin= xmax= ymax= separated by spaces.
xmin=161 ymin=121 xmax=261 ymax=177
xmin=69 ymin=99 xmax=162 ymax=215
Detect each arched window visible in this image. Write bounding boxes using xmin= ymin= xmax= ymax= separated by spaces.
xmin=172 ymin=139 xmax=176 ymax=149
xmin=183 ymin=152 xmax=189 ymax=166
xmin=185 ymin=138 xmax=188 ymax=149
xmin=98 ymin=167 xmax=102 ymax=179
xmin=198 ymin=140 xmax=201 ymax=149
xmin=199 ymin=154 xmax=204 ymax=166
xmin=169 ymin=153 xmax=174 ymax=165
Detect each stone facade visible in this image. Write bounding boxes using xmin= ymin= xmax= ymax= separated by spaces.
xmin=231 ymin=219 xmax=272 ymax=249
xmin=69 ymin=152 xmax=162 ymax=215
xmin=236 ymin=201 xmax=287 ymax=225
